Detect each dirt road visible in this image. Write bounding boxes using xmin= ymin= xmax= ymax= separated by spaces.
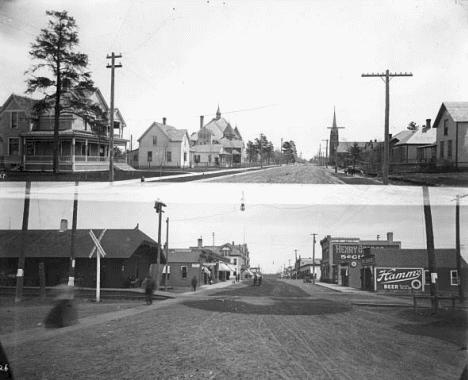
xmin=3 ymin=278 xmax=467 ymax=379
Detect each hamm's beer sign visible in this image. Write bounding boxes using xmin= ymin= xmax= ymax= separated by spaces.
xmin=375 ymin=268 xmax=423 ymax=291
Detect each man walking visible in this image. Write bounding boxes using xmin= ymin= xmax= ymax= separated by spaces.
xmin=145 ymin=275 xmax=156 ymax=305
xmin=191 ymin=276 xmax=198 ymax=291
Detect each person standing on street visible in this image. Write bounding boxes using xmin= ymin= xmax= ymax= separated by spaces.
xmin=145 ymin=275 xmax=156 ymax=305
xmin=191 ymin=276 xmax=198 ymax=291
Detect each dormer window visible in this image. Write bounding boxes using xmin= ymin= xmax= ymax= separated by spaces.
xmin=11 ymin=112 xmax=18 ymax=129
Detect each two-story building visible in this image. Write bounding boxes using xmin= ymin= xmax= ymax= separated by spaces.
xmin=0 ymin=90 xmax=128 ymax=172
xmin=432 ymin=102 xmax=468 ymax=169
xmin=190 ymin=107 xmax=245 ymax=167
xmin=136 ymin=118 xmax=190 ymax=169
xmin=320 ymin=232 xmax=401 ymax=287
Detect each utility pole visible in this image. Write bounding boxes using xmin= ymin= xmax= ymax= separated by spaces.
xmin=164 ymin=217 xmax=169 ymax=291
xmin=68 ymin=181 xmax=79 ymax=286
xmin=280 ymin=138 xmax=283 ymax=165
xmin=106 ymin=52 xmax=122 ymax=182
xmin=294 ymin=249 xmax=298 ymax=279
xmin=361 ymin=70 xmax=412 ymax=185
xmin=422 ymin=186 xmax=438 ymax=313
xmin=15 ymin=181 xmax=31 ymax=303
xmin=311 ymin=233 xmax=318 ymax=284
xmin=453 ymin=194 xmax=468 ymax=303
xmin=322 ymin=139 xmax=329 ymax=168
xmin=154 ymin=199 xmax=166 ymax=290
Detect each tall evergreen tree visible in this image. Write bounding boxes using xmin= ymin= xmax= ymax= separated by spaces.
xmin=25 ymin=10 xmax=107 ymax=173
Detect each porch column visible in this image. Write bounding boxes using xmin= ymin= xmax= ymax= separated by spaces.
xmin=22 ymin=137 xmax=26 ymax=168
xmin=72 ymin=137 xmax=76 ymax=171
xmin=85 ymin=140 xmax=88 ymax=162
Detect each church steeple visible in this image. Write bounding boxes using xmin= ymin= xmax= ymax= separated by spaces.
xmin=329 ymin=107 xmax=339 ymax=159
xmin=332 ymin=106 xmax=337 ymax=129
xmin=216 ymin=104 xmax=221 ymax=119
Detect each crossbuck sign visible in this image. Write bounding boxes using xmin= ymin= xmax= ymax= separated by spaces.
xmin=89 ymin=230 xmax=107 ymax=302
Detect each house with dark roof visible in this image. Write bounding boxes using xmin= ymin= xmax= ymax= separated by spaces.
xmin=136 ymin=118 xmax=190 ymax=169
xmin=432 ymin=102 xmax=468 ymax=169
xmin=190 ymin=107 xmax=245 ymax=167
xmin=0 ymin=226 xmax=163 ymax=288
xmin=0 ymin=90 xmax=128 ymax=172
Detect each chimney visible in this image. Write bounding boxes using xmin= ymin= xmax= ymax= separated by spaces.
xmin=163 ymin=117 xmax=166 ymax=125
xmin=387 ymin=232 xmax=393 ymax=244
xmin=200 ymin=115 xmax=204 ymax=129
xmin=198 ymin=237 xmax=203 ymax=249
xmin=59 ymin=219 xmax=68 ymax=232
xmin=426 ymin=119 xmax=431 ymax=129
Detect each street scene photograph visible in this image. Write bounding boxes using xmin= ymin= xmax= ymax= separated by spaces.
xmin=0 ymin=182 xmax=467 ymax=379
xmin=1 ymin=0 xmax=468 ymax=379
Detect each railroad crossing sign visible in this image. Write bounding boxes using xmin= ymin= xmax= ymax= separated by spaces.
xmin=89 ymin=229 xmax=107 ymax=302
xmin=89 ymin=229 xmax=107 ymax=258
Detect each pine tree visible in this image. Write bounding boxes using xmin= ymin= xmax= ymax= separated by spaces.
xmin=25 ymin=10 xmax=107 ymax=173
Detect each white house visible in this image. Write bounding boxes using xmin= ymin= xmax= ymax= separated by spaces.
xmin=137 ymin=118 xmax=190 ymax=169
xmin=432 ymin=102 xmax=468 ymax=169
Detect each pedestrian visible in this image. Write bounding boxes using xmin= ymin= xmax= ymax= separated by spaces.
xmin=253 ymin=274 xmax=257 ymax=286
xmin=145 ymin=275 xmax=156 ymax=305
xmin=191 ymin=276 xmax=198 ymax=291
xmin=44 ymin=280 xmax=77 ymax=328
xmin=258 ymin=274 xmax=263 ymax=286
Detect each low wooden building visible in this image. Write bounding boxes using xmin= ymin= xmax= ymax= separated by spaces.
xmin=0 ymin=227 xmax=164 ymax=289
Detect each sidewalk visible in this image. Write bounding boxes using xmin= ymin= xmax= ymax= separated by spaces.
xmin=0 ymin=280 xmax=238 ymax=348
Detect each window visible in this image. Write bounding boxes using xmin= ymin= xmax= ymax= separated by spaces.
xmin=183 ymin=152 xmax=187 ymax=162
xmin=10 ymin=112 xmax=18 ymax=129
xmin=424 ymin=270 xmax=430 ymax=286
xmin=152 ymin=136 xmax=157 ymax=145
xmin=443 ymin=119 xmax=448 ymax=136
xmin=208 ymin=154 xmax=212 ymax=163
xmin=9 ymin=138 xmax=20 ymax=156
xmin=181 ymin=266 xmax=187 ymax=279
xmin=195 ymin=155 xmax=200 ymax=164
xmin=166 ymin=151 xmax=172 ymax=162
xmin=450 ymin=270 xmax=458 ymax=286
xmin=233 ymin=258 xmax=237 ymax=265
xmin=147 ymin=151 xmax=152 ymax=162
xmin=440 ymin=141 xmax=444 ymax=158
xmin=447 ymin=140 xmax=452 ymax=159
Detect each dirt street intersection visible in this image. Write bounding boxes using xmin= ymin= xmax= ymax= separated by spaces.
xmin=2 ymin=278 xmax=467 ymax=379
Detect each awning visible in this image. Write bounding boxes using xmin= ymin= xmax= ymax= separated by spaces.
xmin=202 ymin=267 xmax=211 ymax=275
xmin=227 ymin=264 xmax=237 ymax=272
xmin=218 ymin=262 xmax=231 ymax=271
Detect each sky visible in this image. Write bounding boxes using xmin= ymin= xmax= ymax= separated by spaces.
xmin=1 ymin=0 xmax=467 ymax=159
xmin=1 ymin=182 xmax=467 ymax=274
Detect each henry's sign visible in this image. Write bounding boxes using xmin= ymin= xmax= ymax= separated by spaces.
xmin=333 ymin=244 xmax=400 ymax=261
xmin=375 ymin=268 xmax=423 ymax=291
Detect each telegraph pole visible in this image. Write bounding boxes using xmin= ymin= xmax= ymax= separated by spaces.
xmin=68 ymin=181 xmax=79 ymax=286
xmin=15 ymin=181 xmax=31 ymax=303
xmin=294 ymin=249 xmax=298 ymax=279
xmin=322 ymin=139 xmax=329 ymax=168
xmin=164 ymin=217 xmax=169 ymax=291
xmin=280 ymin=138 xmax=283 ymax=165
xmin=311 ymin=233 xmax=318 ymax=284
xmin=106 ymin=52 xmax=122 ymax=182
xmin=453 ymin=194 xmax=468 ymax=303
xmin=361 ymin=70 xmax=412 ymax=185
xmin=422 ymin=186 xmax=438 ymax=313
xmin=154 ymin=199 xmax=166 ymax=290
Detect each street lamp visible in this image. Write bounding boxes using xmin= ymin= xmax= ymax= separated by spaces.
xmin=154 ymin=199 xmax=167 ymax=291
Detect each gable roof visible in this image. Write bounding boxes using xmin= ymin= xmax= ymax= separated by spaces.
xmin=0 ymin=229 xmax=160 ymax=259
xmin=394 ymin=127 xmax=436 ymax=146
xmin=138 ymin=122 xmax=188 ymax=143
xmin=0 ymin=94 xmax=37 ymax=117
xmin=433 ymin=102 xmax=468 ymax=127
